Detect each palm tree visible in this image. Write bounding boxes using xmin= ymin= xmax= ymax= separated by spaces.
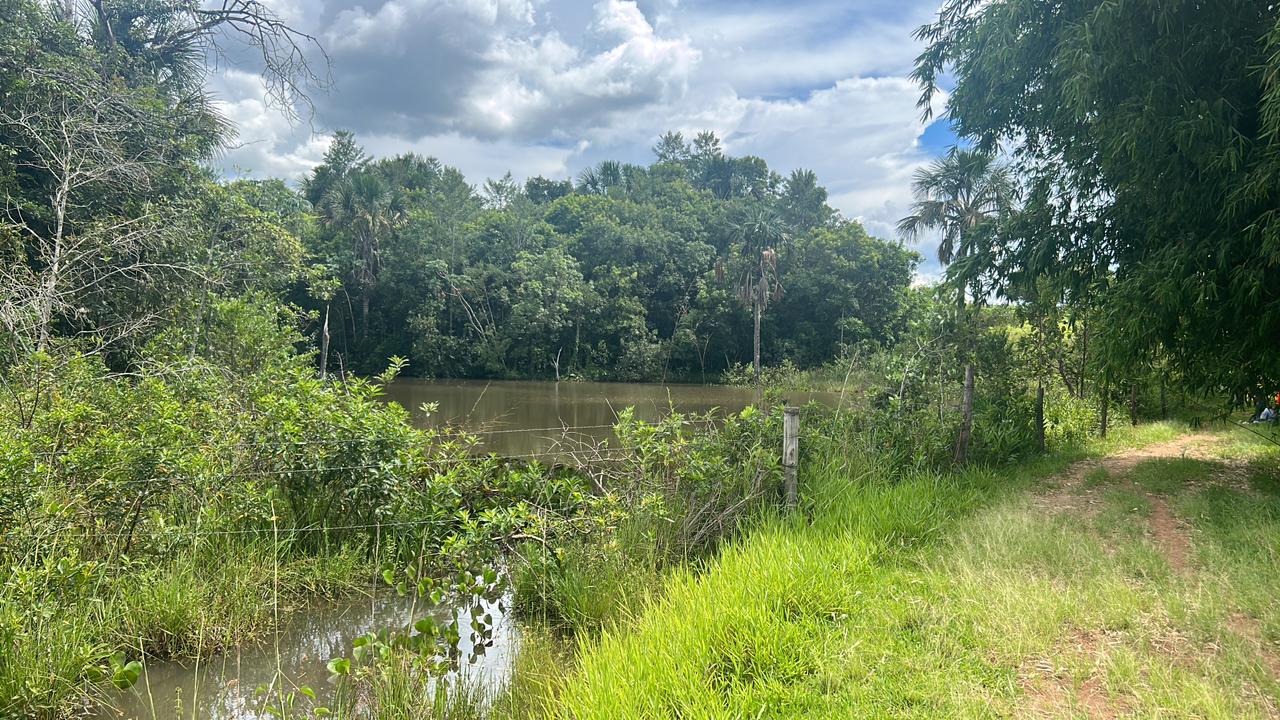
xmin=898 ymin=147 xmax=1015 ymax=464
xmin=730 ymin=205 xmax=788 ymax=385
xmin=321 ymin=173 xmax=402 ymax=340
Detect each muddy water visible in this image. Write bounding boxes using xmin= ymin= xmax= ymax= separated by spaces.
xmin=104 ymin=380 xmax=830 ymax=718
xmin=385 ymin=379 xmax=841 ymax=456
xmin=103 ymin=593 xmax=516 ymax=720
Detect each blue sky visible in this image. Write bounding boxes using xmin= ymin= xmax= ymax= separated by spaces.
xmin=213 ymin=0 xmax=956 ymax=277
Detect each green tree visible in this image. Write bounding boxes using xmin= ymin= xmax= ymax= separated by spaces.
xmin=898 ymin=148 xmax=1016 ymax=463
xmin=730 ymin=205 xmax=788 ymax=385
xmin=510 ymin=247 xmax=587 ymax=379
xmin=912 ymin=0 xmax=1280 ymax=398
xmin=320 ymin=173 xmax=402 ymax=340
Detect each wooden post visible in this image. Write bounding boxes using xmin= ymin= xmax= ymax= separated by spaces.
xmin=783 ymin=406 xmax=800 ymax=510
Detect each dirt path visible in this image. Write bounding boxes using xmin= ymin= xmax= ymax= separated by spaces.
xmin=1018 ymin=432 xmax=1260 ymax=718
xmin=1034 ymin=433 xmax=1219 ymax=511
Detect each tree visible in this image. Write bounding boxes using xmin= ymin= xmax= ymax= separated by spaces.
xmin=898 ymin=147 xmax=1015 ymax=464
xmin=653 ymin=131 xmax=691 ymax=164
xmin=303 ymin=131 xmax=364 ymax=206
xmin=770 ymin=222 xmax=918 ymax=365
xmin=320 ymin=173 xmax=402 ymax=340
xmin=780 ymin=169 xmax=832 ymax=232
xmin=0 ymin=69 xmax=210 ymax=354
xmin=510 ymin=247 xmax=587 ymax=378
xmin=912 ymin=0 xmax=1280 ymax=399
xmin=729 ymin=205 xmax=788 ymax=385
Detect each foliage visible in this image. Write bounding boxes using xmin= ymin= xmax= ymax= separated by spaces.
xmin=511 ymin=406 xmax=785 ymax=632
xmin=913 ymin=0 xmax=1280 ymax=398
xmin=300 ymin=132 xmax=919 ymax=381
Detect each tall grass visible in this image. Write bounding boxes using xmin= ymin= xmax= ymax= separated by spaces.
xmin=549 ymin=420 xmax=1280 ymax=718
xmin=0 ymin=539 xmax=368 ymax=718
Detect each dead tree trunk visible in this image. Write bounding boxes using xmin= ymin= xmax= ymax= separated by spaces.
xmin=753 ymin=280 xmax=763 ymax=386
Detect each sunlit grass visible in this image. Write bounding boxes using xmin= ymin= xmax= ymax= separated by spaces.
xmin=549 ymin=422 xmax=1280 ymax=719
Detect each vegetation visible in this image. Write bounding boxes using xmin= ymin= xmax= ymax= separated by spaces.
xmin=5 ymin=0 xmax=1280 ymax=718
xmin=298 ymin=131 xmax=919 ymax=381
xmin=555 ymin=422 xmax=1280 ymax=718
xmin=912 ymin=0 xmax=1280 ymax=398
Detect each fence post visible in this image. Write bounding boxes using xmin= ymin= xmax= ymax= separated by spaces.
xmin=783 ymin=406 xmax=800 ymax=510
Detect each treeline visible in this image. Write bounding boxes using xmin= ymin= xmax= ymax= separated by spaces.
xmin=287 ymin=131 xmax=918 ymax=380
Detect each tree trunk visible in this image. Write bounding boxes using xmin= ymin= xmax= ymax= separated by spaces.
xmin=1160 ymin=375 xmax=1167 ymax=419
xmin=953 ymin=362 xmax=975 ymax=465
xmin=1078 ymin=316 xmax=1089 ymax=399
xmin=360 ymin=293 xmax=369 ymax=342
xmin=1056 ymin=355 xmax=1077 ymax=398
xmin=939 ymin=354 xmax=944 ymax=423
xmin=1035 ymin=381 xmax=1045 ymax=452
xmin=753 ymin=283 xmax=762 ymax=386
xmin=1099 ymin=373 xmax=1110 ymax=438
xmin=318 ymin=304 xmax=331 ymax=379
xmin=1129 ymin=384 xmax=1139 ymax=426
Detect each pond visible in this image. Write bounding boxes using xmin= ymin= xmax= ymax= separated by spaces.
xmin=103 ymin=592 xmax=516 ymax=720
xmin=103 ymin=379 xmax=837 ymax=719
xmin=384 ymin=379 xmax=843 ymax=456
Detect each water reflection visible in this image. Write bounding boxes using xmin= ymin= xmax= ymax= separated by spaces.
xmin=384 ymin=379 xmax=837 ymax=456
xmin=104 ymin=593 xmax=516 ymax=720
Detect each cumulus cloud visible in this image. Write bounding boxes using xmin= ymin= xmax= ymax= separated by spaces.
xmin=207 ymin=0 xmax=954 ymax=275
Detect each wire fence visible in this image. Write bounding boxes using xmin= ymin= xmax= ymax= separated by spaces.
xmin=10 ymin=418 xmax=717 ymax=461
xmin=0 ymin=420 xmax=684 ymax=544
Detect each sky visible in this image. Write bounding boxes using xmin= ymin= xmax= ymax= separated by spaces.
xmin=211 ymin=0 xmax=956 ymax=278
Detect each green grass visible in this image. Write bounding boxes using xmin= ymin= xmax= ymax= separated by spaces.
xmin=0 ymin=541 xmax=368 ymax=718
xmin=547 ymin=422 xmax=1280 ymax=718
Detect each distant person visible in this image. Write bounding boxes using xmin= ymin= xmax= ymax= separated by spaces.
xmin=1259 ymin=406 xmax=1276 ymax=423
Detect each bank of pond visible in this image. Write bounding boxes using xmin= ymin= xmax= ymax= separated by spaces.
xmin=6 ymin=371 xmax=840 ymax=719
xmin=94 ymin=380 xmax=834 ymax=719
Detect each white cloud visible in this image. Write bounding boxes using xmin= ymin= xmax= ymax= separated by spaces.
xmin=212 ymin=70 xmax=330 ymax=180
xmin=209 ymin=0 xmax=953 ymax=276
xmin=360 ymin=131 xmax=576 ymax=182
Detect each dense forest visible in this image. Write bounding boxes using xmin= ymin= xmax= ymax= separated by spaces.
xmin=0 ymin=0 xmax=920 ymax=386
xmin=6 ymin=0 xmax=1280 ymax=717
xmin=293 ymin=131 xmax=918 ymax=380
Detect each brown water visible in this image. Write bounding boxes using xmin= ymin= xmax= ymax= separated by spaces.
xmin=103 ymin=593 xmax=515 ymax=720
xmin=384 ymin=379 xmax=840 ymax=456
xmin=104 ymin=380 xmax=837 ymax=719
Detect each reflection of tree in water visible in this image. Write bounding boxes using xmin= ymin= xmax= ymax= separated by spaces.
xmin=114 ymin=594 xmax=516 ymax=720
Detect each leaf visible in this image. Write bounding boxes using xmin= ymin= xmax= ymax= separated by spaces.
xmin=326 ymin=657 xmax=351 ymax=676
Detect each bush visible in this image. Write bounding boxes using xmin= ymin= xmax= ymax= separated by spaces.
xmin=511 ymin=406 xmax=785 ymax=631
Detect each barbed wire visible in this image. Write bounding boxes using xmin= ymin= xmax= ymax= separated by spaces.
xmin=9 ymin=445 xmax=644 ymax=492
xmin=8 ymin=418 xmax=717 ymax=461
xmin=0 ymin=515 xmax=459 ymax=542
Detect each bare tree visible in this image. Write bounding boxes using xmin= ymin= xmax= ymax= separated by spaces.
xmin=0 ymin=72 xmax=207 ymax=353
